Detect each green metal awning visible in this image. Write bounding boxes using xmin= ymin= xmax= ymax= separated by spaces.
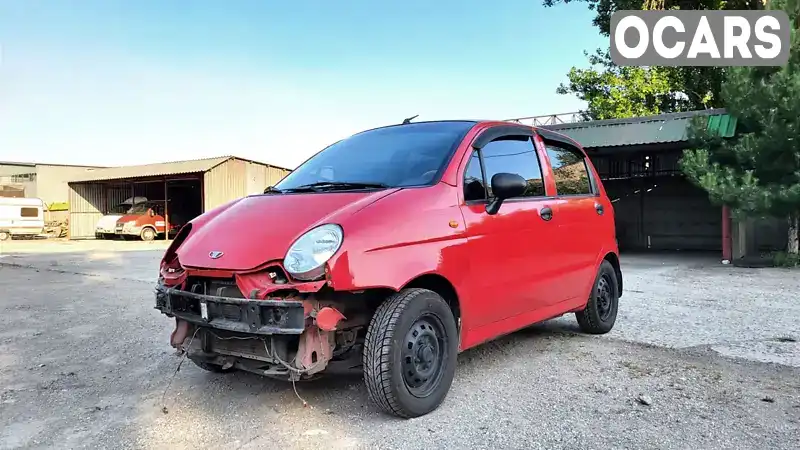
xmin=542 ymin=109 xmax=737 ymax=149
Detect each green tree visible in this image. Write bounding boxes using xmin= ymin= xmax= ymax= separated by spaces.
xmin=543 ymin=0 xmax=761 ymax=119
xmin=680 ymin=0 xmax=800 ymax=255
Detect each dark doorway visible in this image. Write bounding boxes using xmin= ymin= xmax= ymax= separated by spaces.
xmin=591 ymin=149 xmax=721 ymax=252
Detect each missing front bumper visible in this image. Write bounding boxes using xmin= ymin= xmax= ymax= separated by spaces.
xmin=155 ymin=284 xmax=306 ymax=335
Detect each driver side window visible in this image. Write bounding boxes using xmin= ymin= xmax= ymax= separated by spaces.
xmin=463 ymin=136 xmax=546 ymax=201
xmin=464 ymin=151 xmax=486 ymax=201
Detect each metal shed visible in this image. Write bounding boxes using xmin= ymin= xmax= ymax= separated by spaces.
xmin=67 ymin=156 xmax=291 ymax=239
xmin=540 ymin=109 xmax=738 ymax=253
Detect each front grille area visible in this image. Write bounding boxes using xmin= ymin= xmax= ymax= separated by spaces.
xmin=155 ymin=276 xmax=307 ymax=335
xmin=210 ymin=333 xmax=271 ymax=359
xmin=186 ymin=277 xmax=244 ymax=299
xmin=219 ymin=303 xmax=242 ymax=320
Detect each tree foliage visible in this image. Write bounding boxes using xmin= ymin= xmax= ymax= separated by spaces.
xmin=543 ymin=0 xmax=762 ymax=119
xmin=680 ymin=0 xmax=800 ymax=253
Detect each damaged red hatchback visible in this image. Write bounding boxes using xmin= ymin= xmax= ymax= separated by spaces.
xmin=156 ymin=120 xmax=623 ymax=418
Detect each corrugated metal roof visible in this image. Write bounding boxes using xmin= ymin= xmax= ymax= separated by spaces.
xmin=68 ymin=156 xmax=233 ymax=183
xmin=541 ymin=109 xmax=737 ymax=148
xmin=0 ymin=161 xmax=107 ymax=168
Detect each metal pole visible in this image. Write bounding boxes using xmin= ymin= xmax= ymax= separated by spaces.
xmin=164 ymin=178 xmax=169 ymax=241
xmin=722 ymin=205 xmax=732 ymax=262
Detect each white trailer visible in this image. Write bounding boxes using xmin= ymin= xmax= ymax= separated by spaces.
xmin=0 ymin=197 xmax=46 ymax=241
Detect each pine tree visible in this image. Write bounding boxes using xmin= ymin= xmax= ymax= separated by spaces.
xmin=680 ymin=0 xmax=800 ymax=256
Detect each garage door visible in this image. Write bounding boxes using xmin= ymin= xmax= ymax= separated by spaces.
xmin=605 ymin=177 xmax=721 ymax=251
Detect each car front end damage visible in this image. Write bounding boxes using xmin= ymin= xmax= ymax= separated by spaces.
xmin=116 ymin=220 xmax=141 ymax=237
xmin=155 ymin=262 xmax=376 ymax=380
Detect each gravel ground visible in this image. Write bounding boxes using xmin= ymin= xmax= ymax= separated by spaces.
xmin=1 ymin=242 xmax=799 ymax=449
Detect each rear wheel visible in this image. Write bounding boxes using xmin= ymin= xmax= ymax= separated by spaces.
xmin=363 ymin=288 xmax=458 ymax=418
xmin=140 ymin=227 xmax=156 ymax=241
xmin=576 ymin=260 xmax=619 ymax=334
xmin=0 ymin=231 xmax=9 ymax=241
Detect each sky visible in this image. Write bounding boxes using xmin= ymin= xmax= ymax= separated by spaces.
xmin=0 ymin=1 xmax=606 ymax=169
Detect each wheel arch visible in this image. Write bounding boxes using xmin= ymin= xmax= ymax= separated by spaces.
xmin=402 ymin=273 xmax=461 ymax=321
xmin=140 ymin=225 xmax=158 ymax=240
xmin=603 ymin=252 xmax=623 ymax=297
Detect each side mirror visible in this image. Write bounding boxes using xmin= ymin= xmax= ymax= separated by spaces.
xmin=149 ymin=209 xmax=155 ymax=217
xmin=486 ymin=173 xmax=527 ymax=215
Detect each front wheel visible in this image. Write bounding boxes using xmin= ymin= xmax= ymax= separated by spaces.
xmin=576 ymin=260 xmax=619 ymax=334
xmin=0 ymin=231 xmax=9 ymax=241
xmin=140 ymin=227 xmax=156 ymax=241
xmin=363 ymin=288 xmax=458 ymax=419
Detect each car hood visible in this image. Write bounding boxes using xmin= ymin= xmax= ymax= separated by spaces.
xmin=96 ymin=215 xmax=123 ymax=229
xmin=118 ymin=214 xmax=145 ymax=223
xmin=176 ymin=190 xmax=399 ymax=271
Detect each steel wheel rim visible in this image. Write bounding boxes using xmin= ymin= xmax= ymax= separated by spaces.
xmin=401 ymin=314 xmax=447 ymax=398
xmin=596 ymin=274 xmax=614 ymax=321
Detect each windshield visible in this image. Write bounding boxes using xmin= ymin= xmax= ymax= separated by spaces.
xmin=108 ymin=204 xmax=129 ymax=214
xmin=127 ymin=203 xmax=151 ymax=214
xmin=273 ymin=121 xmax=475 ymax=191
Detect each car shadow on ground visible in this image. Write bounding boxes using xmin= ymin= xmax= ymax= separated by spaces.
xmin=156 ymin=317 xmax=587 ymax=416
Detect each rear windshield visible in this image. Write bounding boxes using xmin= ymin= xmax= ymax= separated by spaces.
xmin=273 ymin=121 xmax=475 ymax=190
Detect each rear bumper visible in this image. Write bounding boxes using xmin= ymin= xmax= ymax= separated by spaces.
xmin=155 ymin=284 xmax=306 ymax=335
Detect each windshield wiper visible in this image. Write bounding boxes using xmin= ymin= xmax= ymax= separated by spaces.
xmin=284 ymin=181 xmax=390 ymax=192
xmin=263 ymin=186 xmax=283 ymax=194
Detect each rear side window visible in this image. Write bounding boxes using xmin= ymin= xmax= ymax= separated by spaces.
xmin=545 ymin=144 xmax=593 ymax=195
xmin=464 ymin=136 xmax=545 ymax=201
xmin=21 ymin=207 xmax=39 ymax=218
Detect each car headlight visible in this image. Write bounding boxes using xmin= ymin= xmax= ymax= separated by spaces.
xmin=284 ymin=224 xmax=343 ymax=281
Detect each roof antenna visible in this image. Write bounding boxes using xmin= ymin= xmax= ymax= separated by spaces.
xmin=402 ymin=114 xmax=419 ymax=124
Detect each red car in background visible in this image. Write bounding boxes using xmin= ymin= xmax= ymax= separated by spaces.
xmin=155 ymin=119 xmax=622 ymax=418
xmin=116 ymin=200 xmax=179 ymax=241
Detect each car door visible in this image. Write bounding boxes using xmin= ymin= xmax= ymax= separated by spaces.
xmin=458 ymin=132 xmax=564 ymax=327
xmin=542 ymin=139 xmax=606 ymax=300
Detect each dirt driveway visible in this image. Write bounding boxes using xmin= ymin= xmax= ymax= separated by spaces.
xmin=0 ymin=242 xmax=798 ymax=449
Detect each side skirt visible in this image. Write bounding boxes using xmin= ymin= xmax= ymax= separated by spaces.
xmin=458 ymin=296 xmax=587 ymax=351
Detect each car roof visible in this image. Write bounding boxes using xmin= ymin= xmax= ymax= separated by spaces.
xmin=342 ymin=119 xmax=585 ymax=151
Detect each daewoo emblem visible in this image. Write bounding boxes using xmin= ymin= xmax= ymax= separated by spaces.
xmin=209 ymin=251 xmax=224 ymax=259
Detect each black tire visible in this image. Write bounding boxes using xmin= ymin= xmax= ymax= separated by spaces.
xmin=190 ymin=359 xmax=235 ymax=374
xmin=363 ymin=288 xmax=458 ymax=419
xmin=576 ymin=260 xmax=619 ymax=334
xmin=140 ymin=227 xmax=156 ymax=241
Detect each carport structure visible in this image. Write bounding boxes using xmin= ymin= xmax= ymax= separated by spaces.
xmin=542 ymin=109 xmax=739 ymax=256
xmin=67 ymin=156 xmax=290 ymax=240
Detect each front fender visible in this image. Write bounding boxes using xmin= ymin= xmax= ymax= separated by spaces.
xmin=326 ymin=236 xmax=469 ymax=292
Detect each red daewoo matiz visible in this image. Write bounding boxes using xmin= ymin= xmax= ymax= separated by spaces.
xmin=156 ymin=120 xmax=623 ymax=418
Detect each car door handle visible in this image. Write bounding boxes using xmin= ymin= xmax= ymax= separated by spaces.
xmin=540 ymin=206 xmax=553 ymax=221
xmin=595 ymin=203 xmax=604 ymax=215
